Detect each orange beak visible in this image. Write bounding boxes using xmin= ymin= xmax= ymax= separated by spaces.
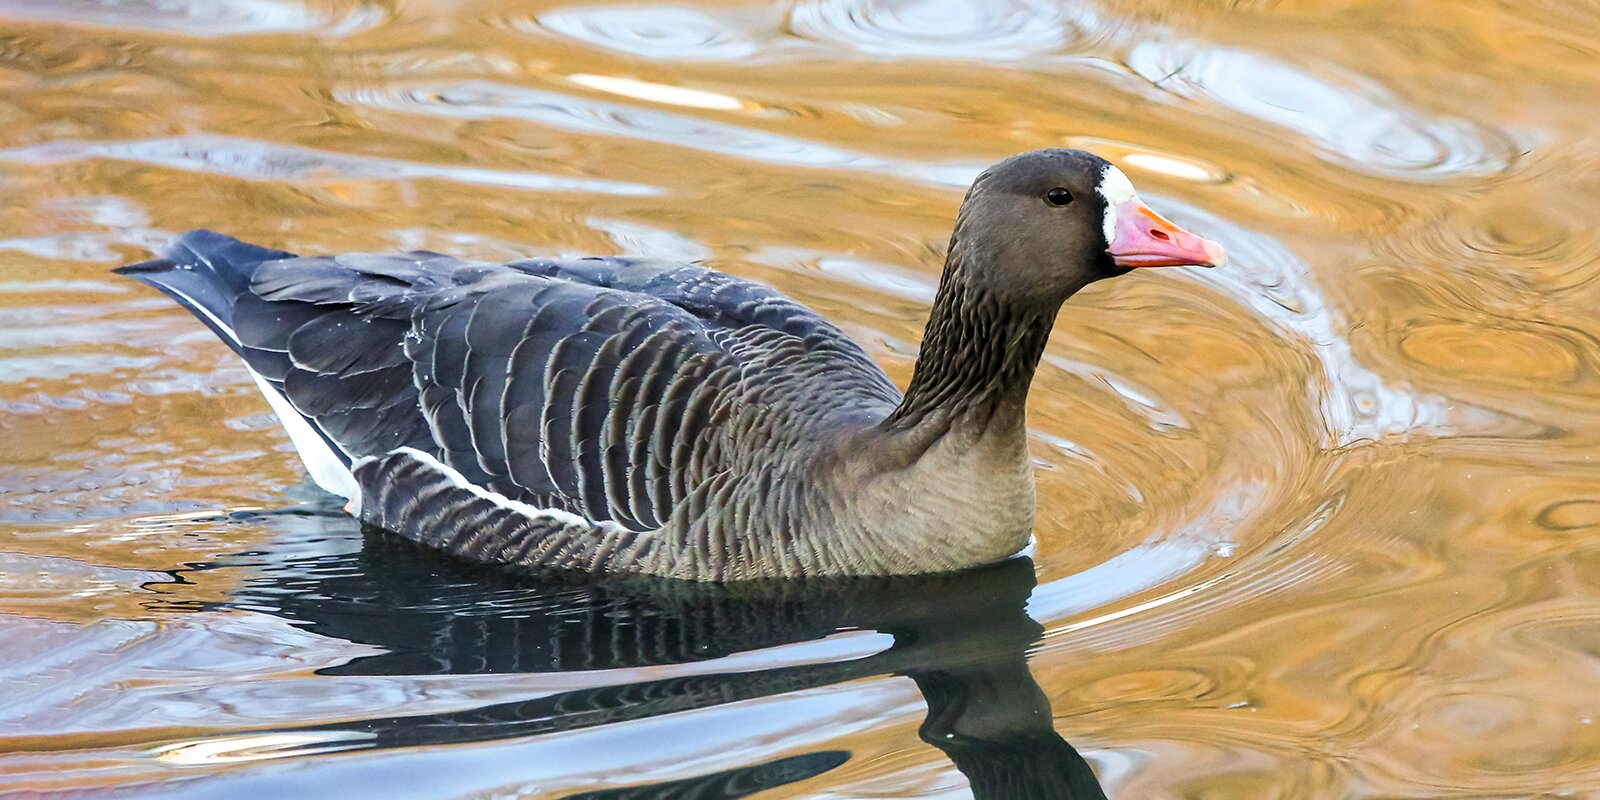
xmin=1107 ymin=198 xmax=1227 ymax=269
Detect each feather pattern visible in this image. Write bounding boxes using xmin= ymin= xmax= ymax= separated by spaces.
xmin=117 ymin=231 xmax=934 ymax=580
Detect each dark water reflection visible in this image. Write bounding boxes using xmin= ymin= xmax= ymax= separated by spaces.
xmin=214 ymin=518 xmax=1105 ymax=799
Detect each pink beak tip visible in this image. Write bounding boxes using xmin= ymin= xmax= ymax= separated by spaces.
xmin=1108 ymin=198 xmax=1228 ymax=270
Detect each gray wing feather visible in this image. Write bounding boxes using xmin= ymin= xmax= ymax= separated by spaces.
xmin=231 ymin=249 xmax=897 ymax=541
xmin=235 ymin=254 xmax=443 ymax=460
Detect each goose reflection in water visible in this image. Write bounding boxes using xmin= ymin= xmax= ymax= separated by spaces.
xmin=212 ymin=516 xmax=1108 ymax=799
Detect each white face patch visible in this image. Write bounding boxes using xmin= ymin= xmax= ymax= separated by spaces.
xmin=1095 ymin=163 xmax=1138 ymax=244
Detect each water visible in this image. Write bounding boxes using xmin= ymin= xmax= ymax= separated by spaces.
xmin=1 ymin=0 xmax=1598 ymax=796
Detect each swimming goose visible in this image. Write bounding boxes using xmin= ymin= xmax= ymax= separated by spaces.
xmin=117 ymin=148 xmax=1224 ymax=582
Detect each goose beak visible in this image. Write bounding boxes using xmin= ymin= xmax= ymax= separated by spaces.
xmin=1107 ymin=198 xmax=1227 ymax=269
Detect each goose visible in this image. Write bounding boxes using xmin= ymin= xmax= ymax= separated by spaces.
xmin=117 ymin=148 xmax=1224 ymax=582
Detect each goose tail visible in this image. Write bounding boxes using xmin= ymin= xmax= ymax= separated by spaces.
xmin=114 ymin=231 xmax=363 ymax=507
xmin=113 ymin=229 xmax=294 ymax=354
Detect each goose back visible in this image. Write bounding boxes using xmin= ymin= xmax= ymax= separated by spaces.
xmin=123 ymin=231 xmax=909 ymax=579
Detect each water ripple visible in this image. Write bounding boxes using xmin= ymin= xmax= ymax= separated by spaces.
xmin=338 ymin=81 xmax=983 ymax=187
xmin=528 ymin=6 xmax=765 ymax=61
xmin=0 ymin=197 xmax=169 ymax=263
xmin=2 ymin=0 xmax=1596 ymax=794
xmin=588 ymin=217 xmax=712 ymax=262
xmin=524 ymin=0 xmax=1100 ymax=63
xmin=0 ymin=551 xmax=167 ymax=606
xmin=1031 ymin=478 xmax=1272 ymax=626
xmin=0 ymin=0 xmax=383 ymax=37
xmin=1128 ymin=42 xmax=1518 ymax=179
xmin=1158 ymin=198 xmax=1460 ymax=445
xmin=750 ymin=246 xmax=939 ymax=304
xmin=786 ymin=0 xmax=1092 ymax=60
xmin=0 ymin=136 xmax=661 ymax=196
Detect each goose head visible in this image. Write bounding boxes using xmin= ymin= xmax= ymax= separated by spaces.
xmin=947 ymin=148 xmax=1226 ymax=308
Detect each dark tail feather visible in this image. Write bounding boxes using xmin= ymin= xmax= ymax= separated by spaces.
xmin=114 ymin=230 xmax=295 ymax=351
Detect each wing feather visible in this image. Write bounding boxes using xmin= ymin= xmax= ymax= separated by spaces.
xmin=174 ymin=245 xmax=899 ymax=549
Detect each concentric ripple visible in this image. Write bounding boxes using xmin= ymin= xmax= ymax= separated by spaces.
xmin=1128 ymin=42 xmax=1519 ymax=178
xmin=786 ymin=0 xmax=1093 ymax=60
xmin=528 ymin=7 xmax=763 ymax=61
xmin=1157 ymin=198 xmax=1462 ymax=446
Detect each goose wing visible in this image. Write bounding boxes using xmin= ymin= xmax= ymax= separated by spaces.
xmin=236 ymin=247 xmax=898 ymax=532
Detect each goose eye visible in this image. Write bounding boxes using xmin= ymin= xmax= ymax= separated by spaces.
xmin=1045 ymin=187 xmax=1073 ymax=206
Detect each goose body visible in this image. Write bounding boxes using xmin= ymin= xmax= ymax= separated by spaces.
xmin=118 ymin=149 xmax=1223 ymax=581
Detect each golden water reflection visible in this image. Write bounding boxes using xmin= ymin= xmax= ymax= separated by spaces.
xmin=1 ymin=0 xmax=1598 ymax=796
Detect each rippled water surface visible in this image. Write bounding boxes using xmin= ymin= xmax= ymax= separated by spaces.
xmin=2 ymin=1 xmax=1599 ymax=797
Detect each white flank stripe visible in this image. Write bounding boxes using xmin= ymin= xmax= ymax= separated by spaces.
xmin=390 ymin=447 xmax=609 ymax=530
xmin=157 ymin=279 xmax=241 ymax=348
xmin=156 ymin=277 xmax=362 ymax=509
xmin=249 ymin=372 xmax=361 ymax=508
